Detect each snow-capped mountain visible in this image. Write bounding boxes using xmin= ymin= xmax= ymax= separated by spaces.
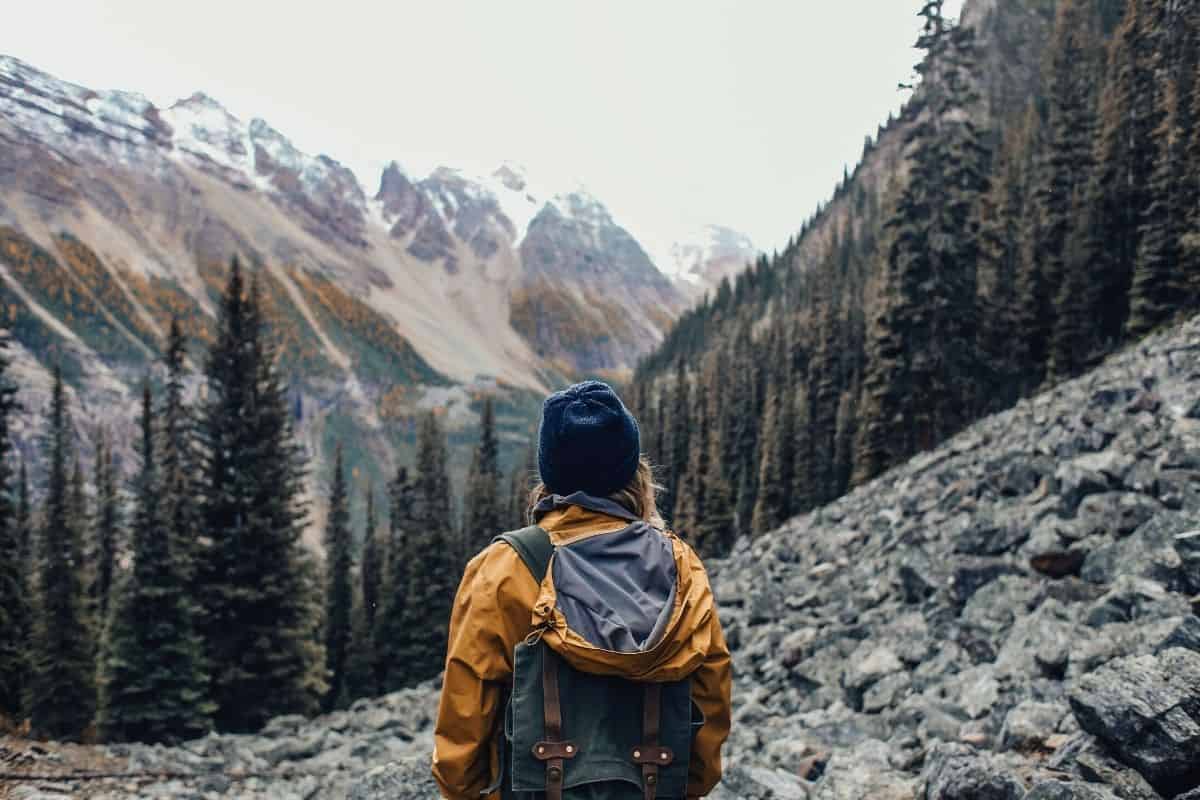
xmin=657 ymin=224 xmax=760 ymax=297
xmin=0 ymin=53 xmax=692 ymax=519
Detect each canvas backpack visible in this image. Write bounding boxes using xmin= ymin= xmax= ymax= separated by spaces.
xmin=490 ymin=524 xmax=703 ymax=800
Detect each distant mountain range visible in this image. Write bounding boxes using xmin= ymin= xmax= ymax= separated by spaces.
xmin=0 ymin=53 xmax=755 ymax=519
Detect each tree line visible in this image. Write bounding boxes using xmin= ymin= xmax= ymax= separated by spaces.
xmin=632 ymin=0 xmax=1200 ymax=557
xmin=0 ymin=258 xmax=535 ymax=744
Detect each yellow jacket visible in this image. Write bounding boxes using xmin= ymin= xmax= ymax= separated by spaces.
xmin=432 ymin=499 xmax=733 ymax=798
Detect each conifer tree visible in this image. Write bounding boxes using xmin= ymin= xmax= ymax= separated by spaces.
xmin=360 ymin=482 xmax=382 ymax=635
xmin=750 ymin=373 xmax=787 ymax=537
xmin=665 ymin=359 xmax=690 ymax=523
xmin=694 ymin=423 xmax=734 ymax=557
xmin=462 ymin=396 xmax=502 ymax=560
xmin=1029 ymin=0 xmax=1102 ymax=380
xmin=0 ymin=336 xmax=23 ymax=720
xmin=343 ymin=581 xmax=376 ymax=701
xmin=375 ymin=466 xmax=415 ymax=691
xmin=672 ymin=365 xmax=707 ymax=536
xmin=27 ymin=365 xmax=95 ymax=739
xmin=90 ymin=429 xmax=120 ymax=626
xmin=1088 ymin=0 xmax=1159 ymax=343
xmin=161 ymin=318 xmax=200 ymax=587
xmin=397 ymin=413 xmax=457 ymax=683
xmin=97 ymin=383 xmax=212 ymax=744
xmin=855 ymin=1 xmax=989 ymax=483
xmin=345 ymin=481 xmax=381 ymax=701
xmin=977 ymin=109 xmax=1037 ymax=408
xmin=323 ymin=444 xmax=353 ymax=710
xmin=197 ymin=259 xmax=324 ymax=731
xmin=1128 ymin=0 xmax=1196 ymax=336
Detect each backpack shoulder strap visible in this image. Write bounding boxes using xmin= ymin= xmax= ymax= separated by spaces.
xmin=493 ymin=525 xmax=554 ymax=583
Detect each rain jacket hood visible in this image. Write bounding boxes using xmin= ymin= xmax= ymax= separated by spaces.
xmin=529 ymin=493 xmax=723 ymax=684
xmin=432 ymin=493 xmax=732 ymax=799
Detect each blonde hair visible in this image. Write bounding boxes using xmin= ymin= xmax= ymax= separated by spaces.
xmin=527 ymin=457 xmax=666 ymax=529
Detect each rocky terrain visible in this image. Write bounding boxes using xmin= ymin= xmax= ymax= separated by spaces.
xmin=5 ymin=313 xmax=1200 ymax=797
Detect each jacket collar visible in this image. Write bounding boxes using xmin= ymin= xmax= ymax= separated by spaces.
xmin=534 ymin=491 xmax=640 ymax=523
xmin=532 ymin=492 xmax=642 ymax=544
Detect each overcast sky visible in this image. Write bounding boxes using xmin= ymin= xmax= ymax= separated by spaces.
xmin=2 ymin=0 xmax=964 ymax=259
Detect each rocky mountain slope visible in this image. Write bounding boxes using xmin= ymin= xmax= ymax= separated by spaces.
xmin=4 ymin=310 xmax=1196 ymax=799
xmin=0 ymin=54 xmax=722 ymax=506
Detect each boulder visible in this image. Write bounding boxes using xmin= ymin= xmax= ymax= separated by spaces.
xmin=1068 ymin=648 xmax=1200 ymax=796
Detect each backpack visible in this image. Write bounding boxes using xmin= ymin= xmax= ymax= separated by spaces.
xmin=491 ymin=525 xmax=703 ymax=800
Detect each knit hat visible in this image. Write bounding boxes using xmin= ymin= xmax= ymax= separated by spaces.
xmin=538 ymin=380 xmax=641 ymax=497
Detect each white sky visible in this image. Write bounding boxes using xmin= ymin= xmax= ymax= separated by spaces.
xmin=2 ymin=0 xmax=964 ymax=259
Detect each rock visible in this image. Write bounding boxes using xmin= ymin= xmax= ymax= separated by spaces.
xmin=1001 ymin=700 xmax=1068 ymax=752
xmin=1071 ymin=493 xmax=1161 ymax=542
xmin=1154 ymin=615 xmax=1200 ymax=654
xmin=812 ymin=739 xmax=914 ymax=800
xmin=1082 ymin=513 xmax=1190 ymax=589
xmin=1024 ymin=782 xmax=1121 ymax=800
xmin=951 ymin=559 xmax=1023 ymax=606
xmin=1083 ymin=576 xmax=1191 ymax=627
xmin=844 ymin=645 xmax=904 ymax=692
xmin=919 ymin=743 xmax=1026 ymax=799
xmin=1068 ymin=648 xmax=1200 ymax=795
xmin=1030 ymin=549 xmax=1088 ymax=578
xmin=864 ymin=672 xmax=912 ymax=714
xmin=347 ymin=758 xmax=440 ymax=799
xmin=1056 ymin=460 xmax=1114 ymax=515
xmin=709 ymin=764 xmax=811 ymax=800
xmin=956 ymin=515 xmax=1030 ymax=556
xmin=1176 ymin=527 xmax=1200 ymax=592
xmin=1075 ymin=747 xmax=1162 ymax=800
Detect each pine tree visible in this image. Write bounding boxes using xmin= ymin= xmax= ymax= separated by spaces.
xmin=977 ymin=108 xmax=1037 ymax=408
xmin=1128 ymin=0 xmax=1197 ymax=336
xmin=855 ymin=1 xmax=990 ymax=483
xmin=342 ymin=581 xmax=376 ymax=701
xmin=197 ymin=259 xmax=324 ymax=732
xmin=12 ymin=461 xmax=31 ymax=721
xmin=360 ymin=482 xmax=382 ymax=635
xmin=345 ymin=481 xmax=381 ymax=701
xmin=750 ymin=371 xmax=787 ymax=537
xmin=461 ymin=396 xmax=502 ymax=561
xmin=323 ymin=444 xmax=353 ymax=710
xmin=97 ymin=382 xmax=212 ymax=744
xmin=27 ymin=365 xmax=95 ymax=739
xmin=90 ymin=429 xmax=120 ymax=627
xmin=161 ymin=318 xmax=201 ymax=587
xmin=0 ymin=335 xmax=23 ymax=720
xmin=375 ymin=466 xmax=415 ymax=691
xmin=1184 ymin=8 xmax=1200 ymax=306
xmin=665 ymin=359 xmax=691 ymax=523
xmin=1031 ymin=0 xmax=1102 ymax=380
xmin=396 ymin=413 xmax=458 ymax=683
xmin=1088 ymin=0 xmax=1159 ymax=344
xmin=694 ymin=423 xmax=734 ymax=557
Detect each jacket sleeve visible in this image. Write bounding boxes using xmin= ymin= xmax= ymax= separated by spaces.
xmin=432 ymin=544 xmax=539 ymax=800
xmin=686 ymin=580 xmax=733 ymax=797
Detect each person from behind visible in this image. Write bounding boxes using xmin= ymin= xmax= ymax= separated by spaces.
xmin=433 ymin=380 xmax=732 ymax=799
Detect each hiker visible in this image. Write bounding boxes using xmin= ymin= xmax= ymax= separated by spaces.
xmin=432 ymin=380 xmax=732 ymax=799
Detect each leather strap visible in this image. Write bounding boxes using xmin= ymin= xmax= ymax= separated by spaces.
xmin=535 ymin=646 xmax=577 ymax=800
xmin=634 ymin=682 xmax=672 ymax=800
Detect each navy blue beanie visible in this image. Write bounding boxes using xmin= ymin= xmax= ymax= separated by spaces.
xmin=538 ymin=380 xmax=640 ymax=497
